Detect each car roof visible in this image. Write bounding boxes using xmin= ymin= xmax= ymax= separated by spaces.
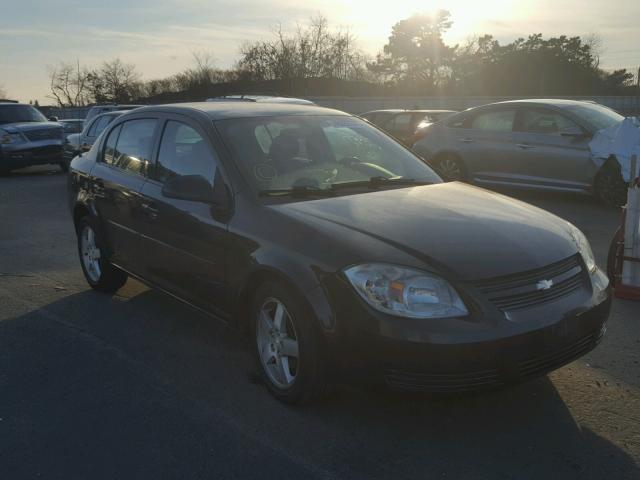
xmin=131 ymin=102 xmax=348 ymax=120
xmin=206 ymin=95 xmax=315 ymax=105
xmin=487 ymin=99 xmax=600 ymax=109
xmin=362 ymin=109 xmax=457 ymax=115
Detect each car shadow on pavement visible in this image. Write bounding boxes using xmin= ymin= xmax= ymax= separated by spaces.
xmin=1 ymin=284 xmax=638 ymax=479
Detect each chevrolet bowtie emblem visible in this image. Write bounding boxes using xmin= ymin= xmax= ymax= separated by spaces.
xmin=536 ymin=279 xmax=554 ymax=291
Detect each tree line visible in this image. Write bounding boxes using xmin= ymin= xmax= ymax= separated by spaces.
xmin=45 ymin=11 xmax=638 ymax=107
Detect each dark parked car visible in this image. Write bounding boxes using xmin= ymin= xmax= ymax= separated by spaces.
xmin=412 ymin=99 xmax=628 ymax=206
xmin=64 ymin=111 xmax=126 ymax=163
xmin=0 ymin=102 xmax=65 ymax=174
xmin=84 ymin=104 xmax=142 ymax=126
xmin=361 ymin=109 xmax=457 ymax=145
xmin=69 ymin=102 xmax=611 ymax=404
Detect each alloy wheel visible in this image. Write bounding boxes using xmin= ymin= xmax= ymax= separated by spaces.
xmin=437 ymin=157 xmax=463 ymax=181
xmin=256 ymin=298 xmax=300 ymax=389
xmin=80 ymin=225 xmax=102 ymax=283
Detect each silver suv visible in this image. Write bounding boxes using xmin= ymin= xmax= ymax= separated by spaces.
xmin=412 ymin=99 xmax=628 ymax=206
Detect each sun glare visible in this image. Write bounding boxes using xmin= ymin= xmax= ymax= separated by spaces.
xmin=337 ymin=0 xmax=516 ymax=47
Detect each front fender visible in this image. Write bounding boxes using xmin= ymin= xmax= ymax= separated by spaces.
xmin=230 ymin=245 xmax=336 ymax=333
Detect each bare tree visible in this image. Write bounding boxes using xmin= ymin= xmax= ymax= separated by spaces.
xmin=237 ymin=15 xmax=368 ymax=81
xmin=584 ymin=33 xmax=604 ymax=69
xmin=0 ymin=84 xmax=7 ymax=99
xmin=47 ymin=61 xmax=90 ymax=107
xmin=88 ymin=59 xmax=142 ymax=103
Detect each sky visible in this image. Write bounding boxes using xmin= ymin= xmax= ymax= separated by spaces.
xmin=1 ymin=0 xmax=639 ymax=103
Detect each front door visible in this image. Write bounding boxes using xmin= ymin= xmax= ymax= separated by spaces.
xmin=511 ymin=107 xmax=593 ymax=190
xmin=137 ymin=117 xmax=230 ymax=316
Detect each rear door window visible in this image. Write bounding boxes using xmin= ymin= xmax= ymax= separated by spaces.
xmin=470 ymin=110 xmax=516 ymax=132
xmin=105 ymin=119 xmax=157 ymax=176
xmin=518 ymin=108 xmax=580 ymax=135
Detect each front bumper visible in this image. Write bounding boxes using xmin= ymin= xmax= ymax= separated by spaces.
xmin=324 ymin=268 xmax=612 ymax=392
xmin=1 ymin=141 xmax=64 ymax=169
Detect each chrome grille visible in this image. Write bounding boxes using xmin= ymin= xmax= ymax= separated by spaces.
xmin=474 ymin=255 xmax=585 ymax=311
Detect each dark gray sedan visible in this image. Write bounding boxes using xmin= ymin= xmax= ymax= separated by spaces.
xmin=412 ymin=99 xmax=628 ymax=206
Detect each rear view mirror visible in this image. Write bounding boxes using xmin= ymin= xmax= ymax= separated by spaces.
xmin=49 ymin=116 xmax=59 ymax=122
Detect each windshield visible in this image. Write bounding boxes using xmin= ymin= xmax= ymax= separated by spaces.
xmin=0 ymin=104 xmax=47 ymax=125
xmin=216 ymin=115 xmax=441 ymax=195
xmin=566 ymin=103 xmax=624 ymax=131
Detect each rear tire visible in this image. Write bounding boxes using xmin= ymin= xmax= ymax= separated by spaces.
xmin=595 ymin=161 xmax=627 ymax=208
xmin=433 ymin=154 xmax=465 ymax=181
xmin=76 ymin=216 xmax=128 ymax=293
xmin=250 ymin=281 xmax=327 ymax=404
xmin=607 ymin=226 xmax=624 ymax=285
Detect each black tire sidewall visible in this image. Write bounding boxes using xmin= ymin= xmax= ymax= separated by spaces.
xmin=596 ymin=165 xmax=627 ymax=207
xmin=250 ymin=282 xmax=326 ymax=404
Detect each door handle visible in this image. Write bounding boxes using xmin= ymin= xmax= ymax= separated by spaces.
xmin=516 ymin=143 xmax=534 ymax=149
xmin=459 ymin=138 xmax=474 ymax=143
xmin=141 ymin=203 xmax=159 ymax=220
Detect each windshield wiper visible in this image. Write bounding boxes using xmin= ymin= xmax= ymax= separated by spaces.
xmin=258 ymin=185 xmax=335 ymax=198
xmin=329 ymin=176 xmax=433 ymax=190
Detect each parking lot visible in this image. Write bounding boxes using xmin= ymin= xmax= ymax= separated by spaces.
xmin=1 ymin=166 xmax=638 ymax=479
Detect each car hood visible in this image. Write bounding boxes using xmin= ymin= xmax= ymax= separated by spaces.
xmin=277 ymin=182 xmax=579 ymax=281
xmin=65 ymin=133 xmax=81 ymax=147
xmin=0 ymin=122 xmax=62 ymax=133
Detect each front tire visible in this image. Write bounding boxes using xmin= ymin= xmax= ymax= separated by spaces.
xmin=77 ymin=216 xmax=128 ymax=293
xmin=250 ymin=282 xmax=327 ymax=404
xmin=595 ymin=162 xmax=627 ymax=207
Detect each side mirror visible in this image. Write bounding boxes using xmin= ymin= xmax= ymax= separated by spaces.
xmin=162 ymin=174 xmax=216 ymax=203
xmin=49 ymin=116 xmax=59 ymax=122
xmin=162 ymin=172 xmax=231 ymax=206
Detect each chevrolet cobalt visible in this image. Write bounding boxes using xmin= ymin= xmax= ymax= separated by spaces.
xmin=69 ymin=102 xmax=611 ymax=403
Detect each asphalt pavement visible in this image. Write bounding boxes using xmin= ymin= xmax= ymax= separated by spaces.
xmin=1 ymin=166 xmax=638 ymax=479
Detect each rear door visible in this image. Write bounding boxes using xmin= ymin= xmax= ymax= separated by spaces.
xmin=511 ymin=107 xmax=592 ymax=189
xmin=452 ymin=107 xmax=518 ymax=181
xmin=137 ymin=116 xmax=230 ymax=316
xmin=91 ymin=117 xmax=160 ymax=273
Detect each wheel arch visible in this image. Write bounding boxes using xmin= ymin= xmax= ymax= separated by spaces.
xmin=233 ymin=265 xmax=334 ymax=337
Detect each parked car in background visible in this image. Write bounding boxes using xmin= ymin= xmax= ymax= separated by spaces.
xmin=0 ymin=102 xmax=65 ymax=174
xmin=64 ymin=111 xmax=126 ymax=163
xmin=412 ymin=99 xmax=629 ymax=206
xmin=84 ymin=104 xmax=142 ymax=125
xmin=69 ymin=101 xmax=610 ymax=404
xmin=58 ymin=119 xmax=84 ymax=138
xmin=206 ymin=95 xmax=316 ymax=105
xmin=361 ymin=109 xmax=458 ymax=145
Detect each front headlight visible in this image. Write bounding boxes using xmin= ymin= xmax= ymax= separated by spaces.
xmin=567 ymin=223 xmax=596 ymax=273
xmin=0 ymin=131 xmax=25 ymax=145
xmin=344 ymin=264 xmax=468 ymax=319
